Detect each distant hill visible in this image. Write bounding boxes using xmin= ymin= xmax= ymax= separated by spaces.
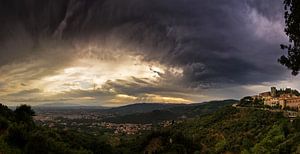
xmin=104 ymin=110 xmax=178 ymax=124
xmin=104 ymin=103 xmax=187 ymax=115
xmin=103 ymin=99 xmax=238 ymax=124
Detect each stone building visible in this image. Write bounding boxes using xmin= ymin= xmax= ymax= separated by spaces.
xmin=254 ymin=87 xmax=300 ymax=110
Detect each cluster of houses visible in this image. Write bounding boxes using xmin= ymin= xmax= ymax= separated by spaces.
xmin=252 ymin=87 xmax=300 ymax=110
xmin=101 ymin=122 xmax=152 ymax=135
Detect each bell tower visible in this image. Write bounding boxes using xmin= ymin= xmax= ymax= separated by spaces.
xmin=271 ymin=87 xmax=277 ymax=97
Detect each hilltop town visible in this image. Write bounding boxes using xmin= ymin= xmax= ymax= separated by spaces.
xmin=240 ymin=87 xmax=300 ymax=111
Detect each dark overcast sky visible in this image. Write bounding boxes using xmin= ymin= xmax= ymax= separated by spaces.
xmin=0 ymin=0 xmax=297 ymax=106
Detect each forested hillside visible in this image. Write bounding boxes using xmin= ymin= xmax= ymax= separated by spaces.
xmin=118 ymin=107 xmax=300 ymax=154
xmin=103 ymin=100 xmax=237 ymax=124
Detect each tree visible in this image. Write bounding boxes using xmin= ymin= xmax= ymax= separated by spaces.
xmin=14 ymin=104 xmax=35 ymax=124
xmin=5 ymin=123 xmax=29 ymax=148
xmin=0 ymin=117 xmax=9 ymax=131
xmin=240 ymin=96 xmax=253 ymax=106
xmin=279 ymin=0 xmax=300 ymax=75
xmin=292 ymin=117 xmax=300 ymax=129
xmin=0 ymin=104 xmax=14 ymax=120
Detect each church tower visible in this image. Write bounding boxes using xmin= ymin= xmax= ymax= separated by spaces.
xmin=271 ymin=87 xmax=277 ymax=97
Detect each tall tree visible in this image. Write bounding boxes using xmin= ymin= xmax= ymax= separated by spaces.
xmin=14 ymin=105 xmax=35 ymax=124
xmin=279 ymin=0 xmax=300 ymax=75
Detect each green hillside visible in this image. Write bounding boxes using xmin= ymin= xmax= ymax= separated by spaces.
xmin=103 ymin=103 xmax=186 ymax=115
xmin=103 ymin=109 xmax=178 ymax=124
xmin=103 ymin=99 xmax=238 ymax=124
xmin=117 ymin=107 xmax=300 ymax=154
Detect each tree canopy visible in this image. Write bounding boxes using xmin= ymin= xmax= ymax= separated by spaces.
xmin=279 ymin=0 xmax=300 ymax=75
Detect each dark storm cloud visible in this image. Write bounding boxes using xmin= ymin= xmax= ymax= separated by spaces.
xmin=0 ymin=0 xmax=287 ymax=89
xmin=246 ymin=0 xmax=284 ymax=21
xmin=101 ymin=78 xmax=184 ymax=97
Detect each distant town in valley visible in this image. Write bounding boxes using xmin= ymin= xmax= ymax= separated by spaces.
xmin=32 ymin=100 xmax=234 ymax=136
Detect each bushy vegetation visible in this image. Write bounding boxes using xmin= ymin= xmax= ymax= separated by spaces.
xmin=122 ymin=107 xmax=300 ymax=154
xmin=276 ymin=88 xmax=300 ymax=96
xmin=239 ymin=96 xmax=265 ymax=108
xmin=0 ymin=104 xmax=113 ymax=154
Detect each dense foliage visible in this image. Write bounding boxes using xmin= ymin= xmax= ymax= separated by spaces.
xmin=276 ymin=88 xmax=300 ymax=96
xmin=0 ymin=104 xmax=113 ymax=154
xmin=279 ymin=0 xmax=300 ymax=75
xmin=239 ymin=96 xmax=265 ymax=108
xmin=124 ymin=107 xmax=300 ymax=154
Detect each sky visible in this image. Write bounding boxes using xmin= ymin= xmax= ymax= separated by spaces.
xmin=0 ymin=0 xmax=298 ymax=106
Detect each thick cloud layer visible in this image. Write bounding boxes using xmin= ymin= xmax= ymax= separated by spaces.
xmin=0 ymin=0 xmax=291 ymax=105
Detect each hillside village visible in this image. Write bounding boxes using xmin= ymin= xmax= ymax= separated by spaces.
xmin=240 ymin=87 xmax=300 ymax=111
